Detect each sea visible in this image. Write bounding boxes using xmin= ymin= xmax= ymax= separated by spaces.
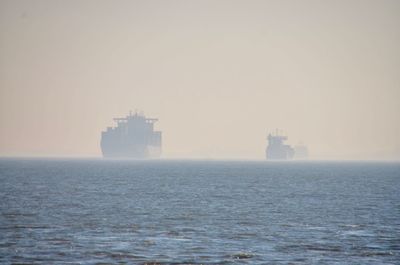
xmin=0 ymin=159 xmax=399 ymax=264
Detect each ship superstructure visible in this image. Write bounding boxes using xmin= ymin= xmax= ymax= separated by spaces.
xmin=101 ymin=111 xmax=162 ymax=158
xmin=266 ymin=130 xmax=294 ymax=160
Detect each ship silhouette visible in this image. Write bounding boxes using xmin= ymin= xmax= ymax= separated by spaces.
xmin=266 ymin=130 xmax=294 ymax=160
xmin=101 ymin=111 xmax=162 ymax=158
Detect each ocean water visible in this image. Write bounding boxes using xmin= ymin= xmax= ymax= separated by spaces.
xmin=0 ymin=159 xmax=399 ymax=264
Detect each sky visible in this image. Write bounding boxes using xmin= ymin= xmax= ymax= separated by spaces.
xmin=0 ymin=0 xmax=399 ymax=160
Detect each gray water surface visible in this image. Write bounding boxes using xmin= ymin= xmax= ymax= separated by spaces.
xmin=0 ymin=159 xmax=399 ymax=264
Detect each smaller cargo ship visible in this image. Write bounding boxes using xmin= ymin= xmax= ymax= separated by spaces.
xmin=266 ymin=130 xmax=294 ymax=160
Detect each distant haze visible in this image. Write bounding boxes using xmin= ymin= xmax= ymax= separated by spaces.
xmin=1 ymin=0 xmax=399 ymax=160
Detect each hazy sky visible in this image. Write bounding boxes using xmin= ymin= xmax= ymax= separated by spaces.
xmin=1 ymin=0 xmax=399 ymax=159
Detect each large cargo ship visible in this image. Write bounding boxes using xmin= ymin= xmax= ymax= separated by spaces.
xmin=101 ymin=111 xmax=162 ymax=158
xmin=266 ymin=130 xmax=294 ymax=160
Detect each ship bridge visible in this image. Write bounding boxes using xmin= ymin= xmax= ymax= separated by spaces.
xmin=113 ymin=111 xmax=158 ymax=124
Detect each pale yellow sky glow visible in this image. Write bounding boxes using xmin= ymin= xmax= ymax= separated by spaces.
xmin=0 ymin=0 xmax=399 ymax=159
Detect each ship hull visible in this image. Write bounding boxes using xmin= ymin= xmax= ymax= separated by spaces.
xmin=101 ymin=135 xmax=161 ymax=159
